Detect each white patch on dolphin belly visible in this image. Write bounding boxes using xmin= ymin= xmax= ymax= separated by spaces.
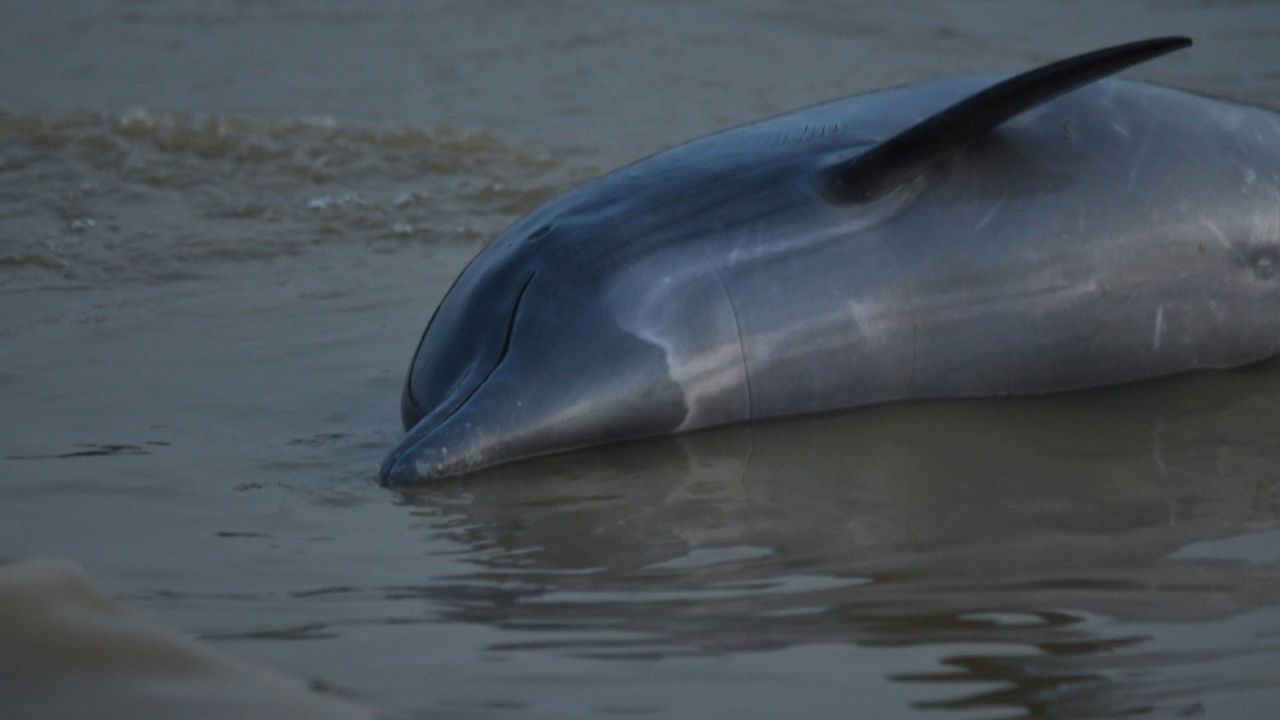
xmin=611 ymin=250 xmax=750 ymax=432
xmin=846 ymin=300 xmax=883 ymax=347
xmin=1153 ymin=304 xmax=1165 ymax=350
xmin=668 ymin=342 xmax=750 ymax=426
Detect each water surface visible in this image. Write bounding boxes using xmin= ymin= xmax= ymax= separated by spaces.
xmin=3 ymin=2 xmax=1280 ymax=718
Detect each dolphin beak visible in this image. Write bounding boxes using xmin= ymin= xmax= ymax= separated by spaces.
xmin=380 ymin=308 xmax=695 ymax=483
xmin=381 ymin=437 xmax=452 ymax=484
xmin=379 ymin=392 xmax=465 ymax=483
xmin=381 ymin=444 xmax=469 ymax=484
xmin=379 ymin=403 xmax=514 ymax=483
xmin=379 ymin=420 xmax=435 ymax=484
xmin=379 ymin=377 xmax=522 ymax=483
xmin=379 ymin=438 xmax=449 ymax=484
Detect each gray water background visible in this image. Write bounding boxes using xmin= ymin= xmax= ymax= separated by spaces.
xmin=3 ymin=1 xmax=1280 ymax=717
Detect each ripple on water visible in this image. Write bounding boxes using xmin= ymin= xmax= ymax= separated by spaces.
xmin=380 ymin=376 xmax=1280 ymax=715
xmin=0 ymin=108 xmax=594 ymax=290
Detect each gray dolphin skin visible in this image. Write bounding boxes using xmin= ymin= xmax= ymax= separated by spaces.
xmin=381 ymin=37 xmax=1280 ymax=483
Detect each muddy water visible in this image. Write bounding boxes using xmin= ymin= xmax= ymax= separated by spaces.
xmin=3 ymin=2 xmax=1280 ymax=718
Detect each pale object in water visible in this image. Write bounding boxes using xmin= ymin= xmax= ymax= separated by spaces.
xmin=0 ymin=558 xmax=396 ymax=720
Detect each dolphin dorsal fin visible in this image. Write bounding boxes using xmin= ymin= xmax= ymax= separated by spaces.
xmin=824 ymin=37 xmax=1192 ymax=203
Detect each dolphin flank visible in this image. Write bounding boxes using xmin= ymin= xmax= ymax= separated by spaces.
xmin=382 ymin=37 xmax=1280 ymax=483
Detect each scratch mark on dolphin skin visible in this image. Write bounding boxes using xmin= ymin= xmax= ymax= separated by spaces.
xmin=1212 ymin=105 xmax=1246 ymax=132
xmin=1234 ymin=160 xmax=1259 ymax=191
xmin=1202 ymin=219 xmax=1231 ymax=249
xmin=846 ymin=300 xmax=884 ymax=348
xmin=1264 ymin=113 xmax=1280 ymax=138
xmin=1099 ymin=79 xmax=1118 ymax=106
xmin=1253 ymin=196 xmax=1280 ymax=248
xmin=974 ymin=195 xmax=1007 ymax=231
xmin=1127 ymin=125 xmax=1153 ymax=193
xmin=1153 ymin=304 xmax=1166 ymax=350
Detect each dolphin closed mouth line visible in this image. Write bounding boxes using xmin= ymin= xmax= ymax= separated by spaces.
xmin=435 ymin=271 xmax=535 ymax=432
xmin=383 ymin=271 xmax=538 ymax=482
xmin=382 ymin=37 xmax=1280 ymax=483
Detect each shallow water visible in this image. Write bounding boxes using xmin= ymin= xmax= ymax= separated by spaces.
xmin=3 ymin=1 xmax=1280 ymax=718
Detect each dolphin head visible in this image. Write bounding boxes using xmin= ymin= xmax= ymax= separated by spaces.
xmin=379 ymin=145 xmax=820 ymax=484
xmin=380 ymin=210 xmax=751 ymax=483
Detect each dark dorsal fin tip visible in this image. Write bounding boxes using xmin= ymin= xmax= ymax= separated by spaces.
xmin=825 ymin=37 xmax=1193 ymax=203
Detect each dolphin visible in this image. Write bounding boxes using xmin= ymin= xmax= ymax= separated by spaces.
xmin=381 ymin=37 xmax=1280 ymax=483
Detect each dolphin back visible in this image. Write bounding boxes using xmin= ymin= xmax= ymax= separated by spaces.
xmin=382 ymin=37 xmax=1280 ymax=483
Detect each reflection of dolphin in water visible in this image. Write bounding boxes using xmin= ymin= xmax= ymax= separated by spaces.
xmin=392 ymin=367 xmax=1280 ymax=716
xmin=383 ymin=37 xmax=1280 ymax=482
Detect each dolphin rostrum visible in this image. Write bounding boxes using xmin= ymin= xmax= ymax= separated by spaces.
xmin=382 ymin=37 xmax=1280 ymax=483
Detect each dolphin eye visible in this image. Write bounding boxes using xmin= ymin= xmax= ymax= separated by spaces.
xmin=1250 ymin=246 xmax=1278 ymax=280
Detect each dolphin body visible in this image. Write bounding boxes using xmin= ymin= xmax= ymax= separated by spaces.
xmin=382 ymin=38 xmax=1280 ymax=483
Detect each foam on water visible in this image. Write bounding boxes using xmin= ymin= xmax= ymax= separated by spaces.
xmin=0 ymin=108 xmax=590 ymax=289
